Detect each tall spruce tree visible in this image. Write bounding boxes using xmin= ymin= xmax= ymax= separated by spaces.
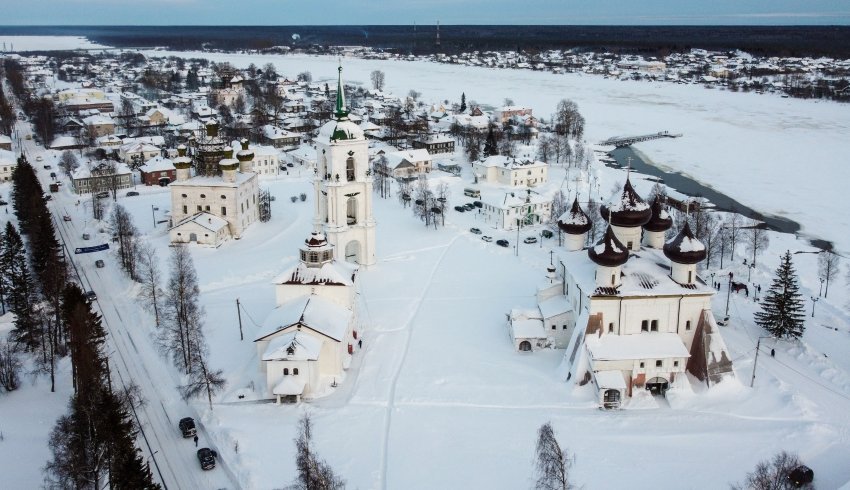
xmin=483 ymin=124 xmax=499 ymax=158
xmin=754 ymin=251 xmax=806 ymax=339
xmin=460 ymin=92 xmax=467 ymax=112
xmin=2 ymin=222 xmax=40 ymax=349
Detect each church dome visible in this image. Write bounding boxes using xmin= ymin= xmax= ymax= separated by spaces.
xmin=236 ymin=139 xmax=254 ymax=162
xmin=557 ymin=198 xmax=592 ymax=235
xmin=644 ymin=195 xmax=673 ymax=232
xmin=663 ymin=222 xmax=706 ymax=264
xmin=318 ymin=119 xmax=364 ymax=142
xmin=600 ymin=179 xmax=651 ymax=228
xmin=305 ymin=232 xmax=330 ymax=248
xmin=588 ymin=225 xmax=630 ymax=267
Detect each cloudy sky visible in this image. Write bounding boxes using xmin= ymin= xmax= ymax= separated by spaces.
xmin=1 ymin=0 xmax=848 ymax=25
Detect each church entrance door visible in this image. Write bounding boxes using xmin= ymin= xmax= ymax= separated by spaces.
xmin=646 ymin=377 xmax=669 ymax=396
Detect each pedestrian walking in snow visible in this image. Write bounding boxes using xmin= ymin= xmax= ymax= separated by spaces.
xmin=770 ymin=348 xmax=775 ymax=357
xmin=358 ymin=339 xmax=362 ymax=349
xmin=193 ymin=435 xmax=198 ymax=447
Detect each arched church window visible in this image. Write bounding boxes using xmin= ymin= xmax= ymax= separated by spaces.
xmin=347 ymin=197 xmax=357 ymax=225
xmin=346 ymin=157 xmax=355 ymax=182
xmin=293 ymin=368 xmax=299 ymax=375
xmin=283 ymin=368 xmax=289 ymax=375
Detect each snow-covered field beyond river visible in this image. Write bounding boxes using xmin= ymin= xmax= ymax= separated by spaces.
xmin=143 ymin=50 xmax=850 ymax=254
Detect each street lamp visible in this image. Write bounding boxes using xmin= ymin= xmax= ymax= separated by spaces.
xmin=810 ymin=296 xmax=819 ymax=318
xmin=747 ymin=263 xmax=755 ymax=282
xmin=819 ymin=278 xmax=824 ymax=297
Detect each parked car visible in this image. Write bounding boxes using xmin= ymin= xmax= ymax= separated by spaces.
xmin=126 ymin=191 xmax=139 ymax=197
xmin=63 ymin=215 xmax=71 ymax=222
xmin=43 ymin=165 xmax=51 ymax=170
xmin=524 ymin=236 xmax=538 ymax=244
xmin=469 ymin=227 xmax=482 ymax=235
xmin=0 ymin=200 xmax=7 ymax=206
xmin=481 ymin=235 xmax=493 ymax=242
xmin=96 ymin=191 xmax=110 ymax=199
xmin=496 ymin=239 xmax=509 ymax=247
xmin=36 ymin=155 xmax=43 ymax=162
xmin=49 ymin=172 xmax=56 ymax=178
xmin=463 ymin=203 xmax=475 ymax=211
xmin=473 ymin=200 xmax=483 ymax=208
xmin=95 ymin=260 xmax=105 ymax=268
xmin=44 ymin=194 xmax=53 ymax=201
xmin=197 ymin=448 xmax=217 ymax=470
xmin=178 ymin=417 xmax=197 ymax=438
xmin=541 ymin=230 xmax=553 ymax=239
xmin=82 ymin=233 xmax=90 ymax=240
xmin=286 ymin=162 xmax=294 ymax=167
xmin=454 ymin=205 xmax=465 ymax=212
xmin=84 ymin=291 xmax=97 ymax=302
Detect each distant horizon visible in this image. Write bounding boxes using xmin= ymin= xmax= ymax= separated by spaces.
xmin=1 ymin=0 xmax=849 ymax=27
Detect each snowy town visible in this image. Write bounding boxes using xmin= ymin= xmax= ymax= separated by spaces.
xmin=0 ymin=19 xmax=849 ymax=490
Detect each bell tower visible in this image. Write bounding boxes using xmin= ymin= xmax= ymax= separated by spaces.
xmin=314 ymin=63 xmax=376 ymax=266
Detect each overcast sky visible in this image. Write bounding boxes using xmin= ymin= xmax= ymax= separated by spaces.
xmin=1 ymin=0 xmax=849 ymax=25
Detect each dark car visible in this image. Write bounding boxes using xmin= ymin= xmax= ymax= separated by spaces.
xmin=179 ymin=417 xmax=197 ymax=438
xmin=96 ymin=191 xmax=110 ymax=199
xmin=473 ymin=200 xmax=483 ymax=208
xmin=197 ymin=448 xmax=217 ymax=470
xmin=454 ymin=205 xmax=465 ymax=212
xmin=463 ymin=203 xmax=475 ymax=211
xmin=541 ymin=230 xmax=553 ymax=239
xmin=496 ymin=239 xmax=509 ymax=247
xmin=126 ymin=191 xmax=139 ymax=197
xmin=469 ymin=227 xmax=482 ymax=235
xmin=0 ymin=200 xmax=8 ymax=206
xmin=787 ymin=465 xmax=814 ymax=487
xmin=84 ymin=291 xmax=97 ymax=302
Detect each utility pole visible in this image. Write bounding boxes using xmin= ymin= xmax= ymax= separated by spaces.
xmin=151 ymin=204 xmax=156 ymax=227
xmin=750 ymin=336 xmax=770 ymax=387
xmin=236 ymin=298 xmax=244 ymax=341
xmin=724 ymin=271 xmax=733 ymax=317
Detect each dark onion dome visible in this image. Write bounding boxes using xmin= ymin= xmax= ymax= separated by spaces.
xmin=304 ymin=232 xmax=329 ymax=248
xmin=599 ymin=178 xmax=651 ymax=228
xmin=588 ymin=225 xmax=630 ymax=267
xmin=557 ymin=198 xmax=592 ymax=235
xmin=663 ymin=222 xmax=707 ymax=264
xmin=644 ymin=195 xmax=673 ymax=232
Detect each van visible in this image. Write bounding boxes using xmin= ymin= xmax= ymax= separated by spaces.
xmin=463 ymin=188 xmax=481 ymax=198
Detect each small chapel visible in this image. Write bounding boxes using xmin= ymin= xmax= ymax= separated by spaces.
xmin=511 ymin=179 xmax=735 ymax=409
xmin=254 ymin=64 xmax=374 ymax=403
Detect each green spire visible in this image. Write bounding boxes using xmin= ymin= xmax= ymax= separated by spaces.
xmin=335 ymin=62 xmax=349 ymax=120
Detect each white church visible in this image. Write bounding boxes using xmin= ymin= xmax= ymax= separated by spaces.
xmin=169 ymin=122 xmax=259 ymax=246
xmin=511 ymin=180 xmax=734 ymax=409
xmin=254 ymin=65 xmax=375 ymax=403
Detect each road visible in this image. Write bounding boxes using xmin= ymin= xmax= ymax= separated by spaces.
xmin=15 ymin=119 xmax=239 ymax=490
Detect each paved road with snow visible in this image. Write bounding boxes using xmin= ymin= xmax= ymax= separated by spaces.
xmin=16 ymin=119 xmax=239 ymax=490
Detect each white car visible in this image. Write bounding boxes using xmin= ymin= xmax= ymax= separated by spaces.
xmin=481 ymin=236 xmax=493 ymax=242
xmin=36 ymin=155 xmax=43 ymax=162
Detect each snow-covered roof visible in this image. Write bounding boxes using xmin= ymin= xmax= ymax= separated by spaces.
xmin=82 ymin=114 xmax=114 ymax=126
xmin=509 ymin=308 xmax=546 ymax=339
xmin=384 ymin=149 xmax=431 ymax=170
xmin=586 ymin=332 xmax=690 ymax=361
xmin=594 ymin=370 xmax=627 ymax=390
xmin=0 ymin=134 xmax=12 ymax=144
xmin=171 ymin=212 xmax=229 ymax=233
xmin=49 ymin=135 xmax=80 ymax=149
xmin=538 ymin=295 xmax=572 ymax=319
xmin=169 ymin=172 xmax=255 ymax=188
xmin=476 ymin=155 xmax=545 ymax=169
xmin=273 ymin=376 xmax=307 ymax=396
xmin=274 ymin=259 xmax=357 ymax=286
xmin=558 ymin=246 xmax=715 ymax=298
xmin=256 ymin=294 xmax=352 ymax=342
xmin=140 ymin=155 xmax=175 ymax=173
xmin=0 ymin=149 xmax=16 ymax=165
xmin=262 ymin=331 xmax=322 ymax=361
xmin=71 ymin=161 xmax=132 ymax=180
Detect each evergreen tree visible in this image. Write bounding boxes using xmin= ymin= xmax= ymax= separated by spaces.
xmin=460 ymin=92 xmax=467 ymax=112
xmin=754 ymin=251 xmax=806 ymax=339
xmin=483 ymin=124 xmax=498 ymax=158
xmin=2 ymin=222 xmax=40 ymax=349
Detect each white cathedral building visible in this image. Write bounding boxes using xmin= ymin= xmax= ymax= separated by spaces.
xmin=511 ymin=180 xmax=734 ymax=409
xmin=254 ymin=65 xmax=375 ymax=403
xmin=169 ymin=122 xmax=259 ymax=246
